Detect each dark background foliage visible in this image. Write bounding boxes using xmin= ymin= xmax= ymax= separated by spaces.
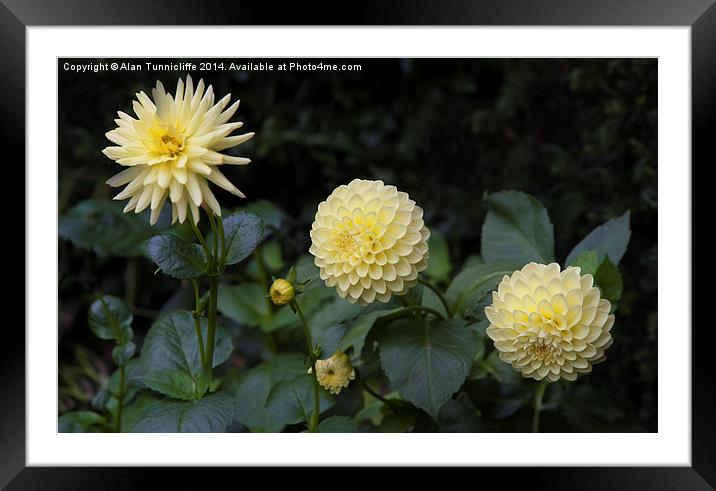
xmin=58 ymin=58 xmax=657 ymax=431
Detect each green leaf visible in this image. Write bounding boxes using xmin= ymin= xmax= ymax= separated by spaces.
xmin=445 ymin=262 xmax=518 ymax=317
xmin=424 ymin=230 xmax=451 ymax=283
xmin=220 ymin=211 xmax=264 ymax=266
xmin=571 ymin=250 xmax=600 ymax=276
xmin=112 ymin=341 xmax=136 ymax=366
xmin=58 ymin=411 xmax=106 ymax=433
xmin=377 ymin=317 xmax=479 ymax=419
xmin=147 ymin=234 xmax=207 ymax=279
xmin=318 ymin=416 xmax=356 ymax=433
xmin=261 ymin=240 xmax=285 ymax=271
xmin=131 ymin=391 xmax=235 ymax=432
xmin=218 ymin=283 xmax=270 ymax=326
xmin=481 ymin=190 xmax=555 ymax=264
xmin=266 ymin=374 xmax=335 ymax=427
xmin=139 ymin=311 xmax=232 ymax=400
xmin=232 ymin=354 xmax=307 ymax=432
xmin=59 ymin=199 xmax=166 ymax=257
xmin=241 ymin=199 xmax=284 ymax=232
xmin=594 ymin=257 xmax=624 ymax=303
xmin=88 ymin=295 xmax=133 ymax=344
xmin=141 ymin=369 xmax=199 ymax=401
xmin=338 ymin=308 xmax=402 ymax=362
xmin=566 ymin=211 xmax=631 ymax=266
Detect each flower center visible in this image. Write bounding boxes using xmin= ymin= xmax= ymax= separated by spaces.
xmin=336 ymin=230 xmax=358 ymax=254
xmin=151 ymin=124 xmax=185 ymax=159
xmin=527 ymin=342 xmax=557 ymax=363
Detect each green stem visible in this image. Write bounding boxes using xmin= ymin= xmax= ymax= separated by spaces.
xmin=293 ymin=301 xmax=319 ymax=432
xmin=380 ymin=305 xmax=446 ymax=325
xmin=531 ymin=379 xmax=549 ymax=433
xmin=207 ymin=211 xmax=220 ymax=272
xmin=114 ymin=365 xmax=126 ymax=433
xmin=357 ymin=375 xmax=401 ymax=411
xmin=205 ymin=275 xmax=218 ymax=370
xmin=189 ymin=211 xmax=213 ymax=271
xmin=192 ymin=279 xmax=206 ymax=366
xmin=417 ymin=277 xmax=450 ymax=317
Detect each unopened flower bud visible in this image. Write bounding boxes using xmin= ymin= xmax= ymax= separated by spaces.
xmin=269 ymin=278 xmax=295 ymax=305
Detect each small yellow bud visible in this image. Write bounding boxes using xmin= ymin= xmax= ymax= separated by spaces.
xmin=309 ymin=351 xmax=356 ymax=395
xmin=269 ymin=278 xmax=295 ymax=305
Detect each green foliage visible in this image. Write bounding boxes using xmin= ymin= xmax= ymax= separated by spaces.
xmin=318 ymin=416 xmax=356 ymax=433
xmin=59 ymin=199 xmax=165 ymax=257
xmin=377 ymin=318 xmax=479 ymax=419
xmin=338 ymin=308 xmax=403 ymax=362
xmin=571 ymin=250 xmax=600 ymax=276
xmin=88 ymin=295 xmax=133 ymax=345
xmin=424 ymin=230 xmax=451 ymax=283
xmin=58 ymin=411 xmax=107 ymax=433
xmin=217 ymin=211 xmax=264 ymax=266
xmin=266 ymin=375 xmax=335 ymax=427
xmin=566 ymin=211 xmax=631 ymax=266
xmin=481 ymin=190 xmax=555 ymax=265
xmin=139 ymin=311 xmax=232 ymax=400
xmin=147 ymin=234 xmax=207 ymax=279
xmin=131 ymin=392 xmax=235 ymax=433
xmin=594 ymin=257 xmax=624 ymax=303
xmin=232 ymin=354 xmax=334 ymax=432
xmin=445 ymin=262 xmax=518 ymax=317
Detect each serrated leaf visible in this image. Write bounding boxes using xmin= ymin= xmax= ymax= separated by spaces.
xmin=566 ymin=211 xmax=631 ymax=266
xmin=338 ymin=308 xmax=402 ymax=362
xmin=266 ymin=374 xmax=335 ymax=427
xmin=220 ymin=211 xmax=264 ymax=266
xmin=59 ymin=199 xmax=167 ymax=257
xmin=147 ymin=234 xmax=207 ymax=279
xmin=571 ymin=249 xmax=600 ymax=276
xmin=139 ymin=311 xmax=232 ymax=400
xmin=445 ymin=262 xmax=518 ymax=317
xmin=377 ymin=317 xmax=479 ymax=419
xmin=481 ymin=190 xmax=555 ymax=264
xmin=88 ymin=295 xmax=133 ymax=344
xmin=232 ymin=354 xmax=307 ymax=432
xmin=141 ymin=369 xmax=198 ymax=401
xmin=131 ymin=391 xmax=234 ymax=432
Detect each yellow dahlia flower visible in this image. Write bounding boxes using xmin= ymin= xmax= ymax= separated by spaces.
xmin=485 ymin=262 xmax=614 ymax=382
xmin=310 ymin=352 xmax=356 ymax=395
xmin=309 ymin=179 xmax=429 ymax=304
xmin=103 ymin=75 xmax=254 ymax=225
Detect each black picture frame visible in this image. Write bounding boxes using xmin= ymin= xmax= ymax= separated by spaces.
xmin=1 ymin=0 xmax=712 ymax=487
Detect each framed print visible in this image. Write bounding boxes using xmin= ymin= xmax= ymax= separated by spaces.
xmin=1 ymin=0 xmax=713 ymax=487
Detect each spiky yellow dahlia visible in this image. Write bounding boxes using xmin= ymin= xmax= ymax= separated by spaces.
xmin=309 ymin=179 xmax=430 ymax=304
xmin=310 ymin=352 xmax=355 ymax=395
xmin=103 ymin=75 xmax=254 ymax=225
xmin=485 ymin=262 xmax=614 ymax=382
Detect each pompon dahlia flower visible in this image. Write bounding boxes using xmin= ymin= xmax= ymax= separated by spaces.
xmin=102 ymin=75 xmax=254 ymax=225
xmin=310 ymin=352 xmax=356 ymax=395
xmin=485 ymin=262 xmax=614 ymax=382
xmin=309 ymin=179 xmax=430 ymax=304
